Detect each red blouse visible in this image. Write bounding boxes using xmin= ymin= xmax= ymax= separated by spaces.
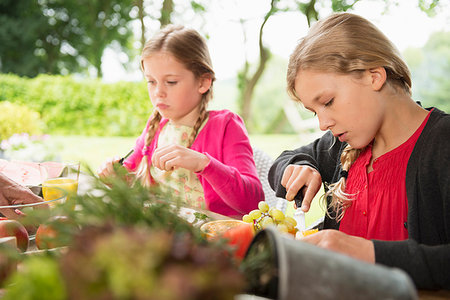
xmin=339 ymin=111 xmax=432 ymax=241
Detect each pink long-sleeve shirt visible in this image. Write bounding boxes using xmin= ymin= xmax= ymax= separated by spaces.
xmin=123 ymin=110 xmax=263 ymax=218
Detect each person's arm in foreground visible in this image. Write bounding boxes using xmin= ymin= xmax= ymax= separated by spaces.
xmin=0 ymin=172 xmax=45 ymax=219
xmin=300 ymin=229 xmax=450 ymax=290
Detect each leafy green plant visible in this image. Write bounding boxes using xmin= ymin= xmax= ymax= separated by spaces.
xmin=3 ymin=173 xmax=245 ymax=299
xmin=0 ymin=74 xmax=150 ymax=136
xmin=3 ymin=256 xmax=67 ymax=300
xmin=0 ymin=101 xmax=43 ymax=140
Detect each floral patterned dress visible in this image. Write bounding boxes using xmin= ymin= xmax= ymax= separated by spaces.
xmin=150 ymin=120 xmax=207 ymax=209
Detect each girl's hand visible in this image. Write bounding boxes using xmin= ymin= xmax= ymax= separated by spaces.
xmin=152 ymin=144 xmax=210 ymax=173
xmin=281 ymin=164 xmax=322 ymax=212
xmin=97 ymin=156 xmax=121 ymax=180
xmin=299 ymin=229 xmax=375 ymax=264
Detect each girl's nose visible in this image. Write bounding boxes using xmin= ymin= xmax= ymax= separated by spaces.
xmin=154 ymin=85 xmax=166 ymax=97
xmin=318 ymin=113 xmax=334 ymax=131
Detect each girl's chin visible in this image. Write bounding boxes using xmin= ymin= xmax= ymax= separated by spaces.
xmin=346 ymin=139 xmax=372 ymax=150
xmin=156 ymin=110 xmax=170 ymax=118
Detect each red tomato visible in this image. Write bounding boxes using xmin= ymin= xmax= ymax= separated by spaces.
xmin=222 ymin=223 xmax=255 ymax=261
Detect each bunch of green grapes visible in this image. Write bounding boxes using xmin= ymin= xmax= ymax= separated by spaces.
xmin=242 ymin=201 xmax=297 ymax=235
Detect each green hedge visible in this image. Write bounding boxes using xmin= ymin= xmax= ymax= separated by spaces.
xmin=0 ymin=74 xmax=151 ymax=136
xmin=0 ymin=101 xmax=44 ymax=140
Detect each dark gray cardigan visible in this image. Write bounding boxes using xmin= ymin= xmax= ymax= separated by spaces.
xmin=268 ymin=107 xmax=450 ymax=290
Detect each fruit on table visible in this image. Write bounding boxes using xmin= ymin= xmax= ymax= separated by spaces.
xmin=0 ymin=159 xmax=42 ymax=186
xmin=0 ymin=219 xmax=29 ymax=252
xmin=199 ymin=219 xmax=248 ymax=240
xmin=222 ymin=222 xmax=254 ymax=260
xmin=242 ymin=201 xmax=298 ymax=235
xmin=200 ymin=220 xmax=255 ymax=261
xmin=297 ymin=228 xmax=319 ymax=238
xmin=35 ymin=216 xmax=77 ymax=250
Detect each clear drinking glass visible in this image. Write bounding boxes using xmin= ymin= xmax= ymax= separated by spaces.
xmin=40 ymin=161 xmax=80 ymax=208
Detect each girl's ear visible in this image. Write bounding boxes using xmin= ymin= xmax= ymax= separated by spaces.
xmin=198 ymin=75 xmax=212 ymax=94
xmin=369 ymin=67 xmax=387 ymax=91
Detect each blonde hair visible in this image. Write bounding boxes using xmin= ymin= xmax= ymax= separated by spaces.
xmin=287 ymin=13 xmax=412 ymax=220
xmin=135 ymin=25 xmax=215 ymax=186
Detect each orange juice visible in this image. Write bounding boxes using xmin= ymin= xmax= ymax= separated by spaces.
xmin=42 ymin=177 xmax=78 ymax=208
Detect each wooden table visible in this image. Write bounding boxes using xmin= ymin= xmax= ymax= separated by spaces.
xmin=418 ymin=289 xmax=450 ymax=299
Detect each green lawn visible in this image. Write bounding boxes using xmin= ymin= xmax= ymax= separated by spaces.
xmin=51 ymin=134 xmax=325 ymax=227
xmin=51 ymin=134 xmax=311 ymax=170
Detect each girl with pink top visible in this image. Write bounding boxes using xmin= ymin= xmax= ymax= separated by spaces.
xmin=98 ymin=25 xmax=263 ymax=218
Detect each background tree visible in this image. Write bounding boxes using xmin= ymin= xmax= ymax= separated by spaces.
xmin=405 ymin=31 xmax=450 ymax=112
xmin=42 ymin=0 xmax=135 ymax=78
xmin=0 ymin=0 xmax=80 ymax=77
xmin=237 ymin=0 xmax=442 ymax=131
xmin=237 ymin=0 xmax=360 ymax=131
xmin=0 ymin=0 xmax=134 ymax=78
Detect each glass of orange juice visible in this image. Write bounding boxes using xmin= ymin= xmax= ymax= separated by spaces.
xmin=41 ymin=161 xmax=80 ymax=208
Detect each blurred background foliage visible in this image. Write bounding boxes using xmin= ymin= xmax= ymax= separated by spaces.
xmin=0 ymin=74 xmax=149 ymax=137
xmin=0 ymin=0 xmax=448 ymax=139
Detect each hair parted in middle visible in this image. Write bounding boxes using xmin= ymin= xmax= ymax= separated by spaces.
xmin=286 ymin=12 xmax=412 ymax=220
xmin=135 ymin=25 xmax=215 ymax=186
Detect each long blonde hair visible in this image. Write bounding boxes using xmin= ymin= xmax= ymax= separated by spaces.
xmin=135 ymin=25 xmax=215 ymax=186
xmin=287 ymin=13 xmax=412 ymax=220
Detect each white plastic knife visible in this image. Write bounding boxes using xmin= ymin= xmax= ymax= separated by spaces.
xmin=293 ymin=188 xmax=306 ymax=237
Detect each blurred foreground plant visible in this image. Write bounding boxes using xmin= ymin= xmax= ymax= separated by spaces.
xmin=2 ymin=172 xmax=245 ymax=300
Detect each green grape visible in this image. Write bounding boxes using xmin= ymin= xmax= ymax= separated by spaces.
xmin=260 ymin=216 xmax=274 ymax=229
xmin=283 ymin=220 xmax=295 ymax=233
xmin=20 ymin=207 xmax=34 ymax=215
xmin=284 ymin=216 xmax=297 ymax=227
xmin=257 ymin=201 xmax=269 ymax=213
xmin=249 ymin=209 xmax=262 ymax=220
xmin=268 ymin=207 xmax=275 ymax=216
xmin=242 ymin=214 xmax=253 ymax=223
xmin=270 ymin=208 xmax=285 ymax=222
xmin=277 ymin=223 xmax=289 ymax=233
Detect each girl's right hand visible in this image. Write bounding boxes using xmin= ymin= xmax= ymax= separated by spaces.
xmin=97 ymin=156 xmax=121 ymax=180
xmin=280 ymin=164 xmax=322 ymax=212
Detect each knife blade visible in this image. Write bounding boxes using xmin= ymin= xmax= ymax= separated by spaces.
xmin=293 ymin=187 xmax=306 ymax=234
xmin=118 ymin=149 xmax=134 ymax=165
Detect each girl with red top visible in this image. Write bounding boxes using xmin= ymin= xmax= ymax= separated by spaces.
xmin=269 ymin=13 xmax=450 ymax=290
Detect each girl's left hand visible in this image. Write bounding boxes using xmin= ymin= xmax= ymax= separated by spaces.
xmin=152 ymin=144 xmax=210 ymax=173
xmin=299 ymin=229 xmax=375 ymax=264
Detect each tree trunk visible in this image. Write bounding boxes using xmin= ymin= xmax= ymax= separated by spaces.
xmin=136 ymin=0 xmax=146 ymax=50
xmin=238 ymin=0 xmax=278 ymax=127
xmin=160 ymin=0 xmax=173 ymax=27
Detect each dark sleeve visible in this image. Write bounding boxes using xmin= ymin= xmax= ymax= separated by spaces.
xmin=268 ymin=131 xmax=344 ymax=200
xmin=374 ymin=111 xmax=450 ymax=290
xmin=374 ymin=240 xmax=450 ymax=290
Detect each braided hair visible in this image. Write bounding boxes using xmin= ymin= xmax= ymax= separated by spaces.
xmin=135 ymin=25 xmax=215 ymax=186
xmin=287 ymin=13 xmax=412 ymax=219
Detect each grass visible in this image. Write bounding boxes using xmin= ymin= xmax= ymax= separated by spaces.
xmin=50 ymin=133 xmax=325 ymax=227
xmin=50 ymin=133 xmax=315 ymax=170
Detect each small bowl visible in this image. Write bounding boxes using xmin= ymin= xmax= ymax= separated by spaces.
xmin=200 ymin=219 xmax=247 ymax=240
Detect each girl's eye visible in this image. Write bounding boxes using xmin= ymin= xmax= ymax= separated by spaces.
xmin=324 ymin=98 xmax=334 ymax=107
xmin=147 ymin=80 xmax=156 ymax=85
xmin=167 ymin=81 xmax=177 ymax=85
